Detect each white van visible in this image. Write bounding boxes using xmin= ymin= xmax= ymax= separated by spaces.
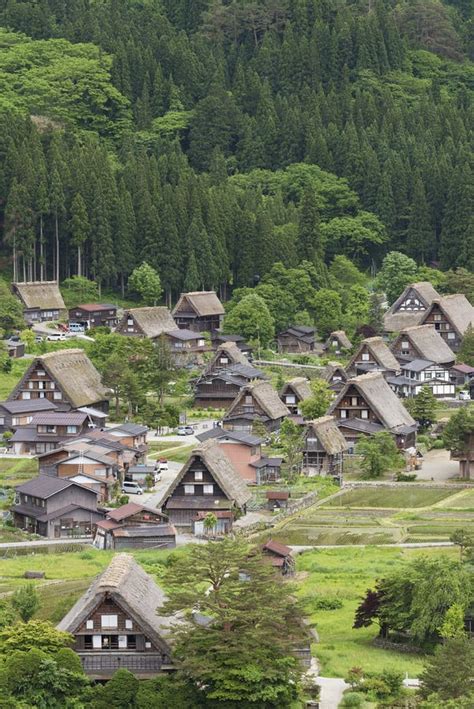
xmin=122 ymin=481 xmax=143 ymax=495
xmin=69 ymin=323 xmax=85 ymax=334
xmin=46 ymin=332 xmax=66 ymax=341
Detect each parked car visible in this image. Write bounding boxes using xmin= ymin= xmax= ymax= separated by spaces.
xmin=122 ymin=481 xmax=143 ymax=495
xmin=459 ymin=390 xmax=470 ymax=401
xmin=157 ymin=458 xmax=168 ymax=471
xmin=177 ymin=425 xmax=194 ymax=435
xmin=69 ymin=323 xmax=85 ymax=333
xmin=46 ymin=332 xmax=66 ymax=341
xmin=154 ymin=471 xmax=162 ymax=483
xmin=35 ymin=335 xmax=45 ymax=343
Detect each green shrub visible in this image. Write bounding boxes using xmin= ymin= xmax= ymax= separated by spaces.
xmin=340 ymin=692 xmax=364 ymax=707
xmin=431 ymin=438 xmax=445 ymax=449
xmin=312 ymin=597 xmax=344 ymax=610
xmin=395 ymin=472 xmax=417 ymax=482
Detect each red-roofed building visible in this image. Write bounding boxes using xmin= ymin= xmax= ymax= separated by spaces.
xmin=69 ymin=304 xmax=118 ymax=330
xmin=450 ymin=363 xmax=474 ymax=387
xmin=262 ymin=540 xmax=295 ymax=576
xmin=94 ymin=502 xmax=174 ymax=550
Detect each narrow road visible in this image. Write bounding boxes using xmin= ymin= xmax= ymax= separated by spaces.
xmin=317 ymin=677 xmax=349 ymax=709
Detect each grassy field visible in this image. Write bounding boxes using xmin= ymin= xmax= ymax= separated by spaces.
xmin=0 ymin=457 xmax=38 ymax=487
xmin=0 ymin=359 xmax=31 ymax=398
xmin=270 ymin=486 xmax=474 ymax=545
xmin=296 ymin=545 xmax=457 ymax=677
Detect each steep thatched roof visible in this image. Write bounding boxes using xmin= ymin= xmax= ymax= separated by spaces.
xmin=349 ymin=337 xmax=400 ymax=373
xmin=394 ymin=325 xmax=455 ymax=364
xmin=306 ymin=415 xmax=349 ymax=454
xmin=383 ymin=282 xmax=440 ymax=332
xmin=173 ymin=291 xmax=225 ymax=317
xmin=13 ymin=281 xmax=66 ymax=311
xmin=226 ymin=381 xmax=290 ymax=421
xmin=57 ymin=554 xmax=174 ymax=651
xmin=322 ymin=362 xmax=347 ymax=382
xmin=157 ymin=440 xmax=251 ymax=509
xmin=422 ymin=295 xmax=474 ymax=336
xmin=327 ymin=330 xmax=352 ymax=349
xmin=329 ymin=371 xmax=416 ymax=433
xmin=122 ymin=306 xmax=176 ymax=338
xmin=281 ymin=377 xmax=312 ymax=402
xmin=10 ymin=349 xmax=109 ymax=408
xmin=205 ymin=341 xmax=250 ymax=373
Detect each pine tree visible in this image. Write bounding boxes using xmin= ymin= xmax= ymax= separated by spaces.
xmin=69 ymin=193 xmax=89 ymax=277
xmin=406 ymin=174 xmax=433 ymax=263
xmin=298 ymin=185 xmax=323 ymax=262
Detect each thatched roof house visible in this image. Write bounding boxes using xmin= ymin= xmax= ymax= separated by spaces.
xmin=9 ymin=349 xmax=110 ymax=411
xmin=57 ymin=554 xmax=175 ymax=678
xmin=116 ymin=306 xmax=176 ymax=338
xmin=348 ymin=336 xmax=400 ymax=375
xmin=302 ymin=415 xmax=348 ymax=476
xmin=326 ymin=330 xmax=352 ymax=352
xmin=280 ymin=377 xmax=312 ymax=414
xmin=13 ymin=281 xmax=66 ymax=322
xmin=322 ymin=362 xmax=348 ymax=391
xmin=305 ymin=416 xmax=349 ymax=455
xmin=383 ymin=281 xmax=440 ymax=333
xmin=204 ymin=341 xmax=250 ymax=374
xmin=223 ymin=380 xmax=290 ymax=433
xmin=173 ymin=291 xmax=225 ymax=332
xmin=420 ymin=295 xmax=474 ymax=351
xmin=157 ymin=440 xmax=251 ymax=533
xmin=391 ymin=325 xmax=455 ymax=365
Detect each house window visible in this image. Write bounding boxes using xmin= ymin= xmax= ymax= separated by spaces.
xmin=245 ymin=395 xmax=252 ymax=404
xmin=38 ymin=381 xmax=44 ymax=390
xmin=67 ymin=426 xmax=78 ymax=434
xmin=194 ymin=471 xmax=203 ymax=481
xmin=448 ymin=332 xmax=456 ymax=340
xmin=220 ymin=357 xmax=229 ymax=364
xmin=203 ymin=484 xmax=214 ymax=495
xmin=39 ymin=392 xmax=45 ymax=398
xmin=125 ymin=619 xmax=133 ymax=630
xmin=434 ymin=314 xmax=441 ymax=321
xmin=28 ymin=381 xmax=34 ymax=389
xmin=22 ymin=392 xmax=31 ymax=400
xmin=351 ymin=397 xmax=357 ymax=406
xmin=53 ymin=392 xmax=62 ymax=400
xmin=46 ymin=425 xmax=56 ymax=433
xmin=340 ymin=410 xmax=347 ymax=418
xmin=101 ymin=614 xmax=118 ymax=629
xmin=361 ymin=410 xmax=369 ymax=419
xmin=118 ymin=635 xmax=128 ymax=649
xmin=286 ymin=395 xmax=296 ymax=404
xmin=127 ymin=318 xmax=133 ymax=325
xmin=86 ymin=620 xmax=93 ymax=630
xmin=401 ymin=341 xmax=409 ymax=349
xmin=145 ymin=641 xmax=151 ymax=649
xmin=92 ymin=635 xmax=101 ymax=649
xmin=37 ymin=370 xmax=45 ymax=376
xmin=184 ymin=484 xmax=195 ymax=495
xmin=361 ymin=353 xmax=370 ymax=361
xmin=49 ymin=382 xmax=55 ymax=389
xmin=0 ymin=417 xmax=4 ymax=425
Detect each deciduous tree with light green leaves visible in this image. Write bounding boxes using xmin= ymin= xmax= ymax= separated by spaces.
xmin=375 ymin=251 xmax=418 ymax=305
xmin=128 ymin=262 xmax=163 ymax=306
xmin=357 ymin=431 xmax=404 ymax=478
xmin=299 ymin=379 xmax=333 ymax=420
xmin=223 ymin=292 xmax=275 ymax=349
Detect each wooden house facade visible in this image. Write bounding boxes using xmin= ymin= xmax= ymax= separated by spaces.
xmin=69 ymin=304 xmax=118 ymax=330
xmin=10 ymin=411 xmax=93 ymax=455
xmin=12 ymin=281 xmax=67 ymax=324
xmin=8 ymin=349 xmax=110 ymax=412
xmin=222 ymin=381 xmax=290 ymax=434
xmin=172 ymin=291 xmax=225 ymax=333
xmin=390 ymin=325 xmax=455 ymax=366
xmin=420 ymin=295 xmax=474 ymax=352
xmin=194 ymin=363 xmax=266 ymax=409
xmin=383 ymin=282 xmax=440 ymax=334
xmin=158 ymin=441 xmax=251 ymax=534
xmin=11 ymin=476 xmax=103 ymax=538
xmin=302 ymin=416 xmax=349 ymax=477
xmin=0 ymin=398 xmax=58 ymax=434
xmin=328 ymin=371 xmax=417 ymax=451
xmin=347 ymin=337 xmax=400 ymax=376
xmin=277 ymin=325 xmax=316 ymax=353
xmin=322 ymin=362 xmax=348 ymax=393
xmin=57 ymin=554 xmax=175 ymax=679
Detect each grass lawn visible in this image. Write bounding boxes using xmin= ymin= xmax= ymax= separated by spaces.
xmin=0 ymin=457 xmax=38 ymax=487
xmin=324 ymin=487 xmax=455 ymax=509
xmin=296 ymin=545 xmax=457 ymax=677
xmin=0 ymin=359 xmax=31 ymax=399
xmin=147 ymin=441 xmax=186 ymax=455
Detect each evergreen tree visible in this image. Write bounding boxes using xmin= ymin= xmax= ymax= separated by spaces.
xmin=69 ymin=193 xmax=89 ymax=277
xmin=298 ymin=185 xmax=323 ymax=262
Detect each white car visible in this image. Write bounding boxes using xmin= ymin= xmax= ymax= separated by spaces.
xmin=46 ymin=332 xmax=66 ymax=341
xmin=459 ymin=391 xmax=470 ymax=401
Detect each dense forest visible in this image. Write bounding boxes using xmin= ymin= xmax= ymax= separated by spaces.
xmin=0 ymin=0 xmax=472 ymax=301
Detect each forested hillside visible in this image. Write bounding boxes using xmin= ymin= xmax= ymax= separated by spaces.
xmin=0 ymin=0 xmax=472 ymax=299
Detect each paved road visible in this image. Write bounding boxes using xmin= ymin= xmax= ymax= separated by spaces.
xmin=418 ymin=448 xmax=459 ymax=481
xmin=317 ymin=677 xmax=349 ymax=708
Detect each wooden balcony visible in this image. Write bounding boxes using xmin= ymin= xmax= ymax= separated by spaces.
xmin=80 ymin=652 xmax=173 ymax=678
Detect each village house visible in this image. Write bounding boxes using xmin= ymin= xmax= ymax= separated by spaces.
xmin=70 ymin=433 xmax=144 ymax=471
xmin=204 ymin=341 xmax=252 ymax=375
xmin=302 ymin=416 xmax=349 ymax=478
xmin=279 ymin=377 xmax=312 ymax=415
xmin=322 ymin=362 xmax=348 ymax=393
xmin=57 ymin=554 xmax=175 ymax=678
xmin=347 ymin=336 xmax=400 ymax=376
xmin=164 ymin=329 xmax=207 ymax=365
xmin=106 ymin=423 xmax=148 ymax=453
xmin=8 ymin=349 xmax=110 ymax=412
xmin=325 ymin=330 xmax=352 ymax=355
xmin=262 ymin=540 xmax=295 ymax=576
xmin=328 ymin=371 xmax=417 ymax=452
xmin=383 ymin=281 xmax=440 ymax=334
xmin=194 ymin=362 xmax=266 ymax=410
xmin=124 ymin=464 xmax=156 ymax=486
xmin=222 ymin=381 xmax=290 ymax=434
xmin=9 ymin=411 xmax=94 ymax=456
xmin=450 ymin=363 xmax=474 ymax=387
xmin=157 ymin=441 xmax=251 ymax=534
xmin=94 ymin=502 xmax=175 ymax=550
xmin=196 ymin=428 xmax=282 ymax=484
xmin=172 ymin=291 xmax=225 ymax=333
xmin=388 ymin=359 xmax=455 ymax=399
xmin=211 ymin=332 xmax=252 ymax=356
xmin=38 ymin=447 xmax=117 ymax=503
xmin=68 ymin=304 xmax=118 ymax=330
xmin=12 ymin=281 xmax=67 ymax=324
xmin=0 ymin=398 xmax=58 ymax=434
xmin=115 ymin=306 xmax=176 ymax=338
xmin=6 ymin=339 xmax=25 ymax=358
xmin=265 ymin=490 xmax=290 ymax=510
xmin=277 ymin=325 xmax=316 ymax=353
xmin=420 ymin=294 xmax=474 ymax=352
xmin=390 ymin=325 xmax=455 ymax=366
xmin=11 ymin=476 xmax=104 ymax=538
